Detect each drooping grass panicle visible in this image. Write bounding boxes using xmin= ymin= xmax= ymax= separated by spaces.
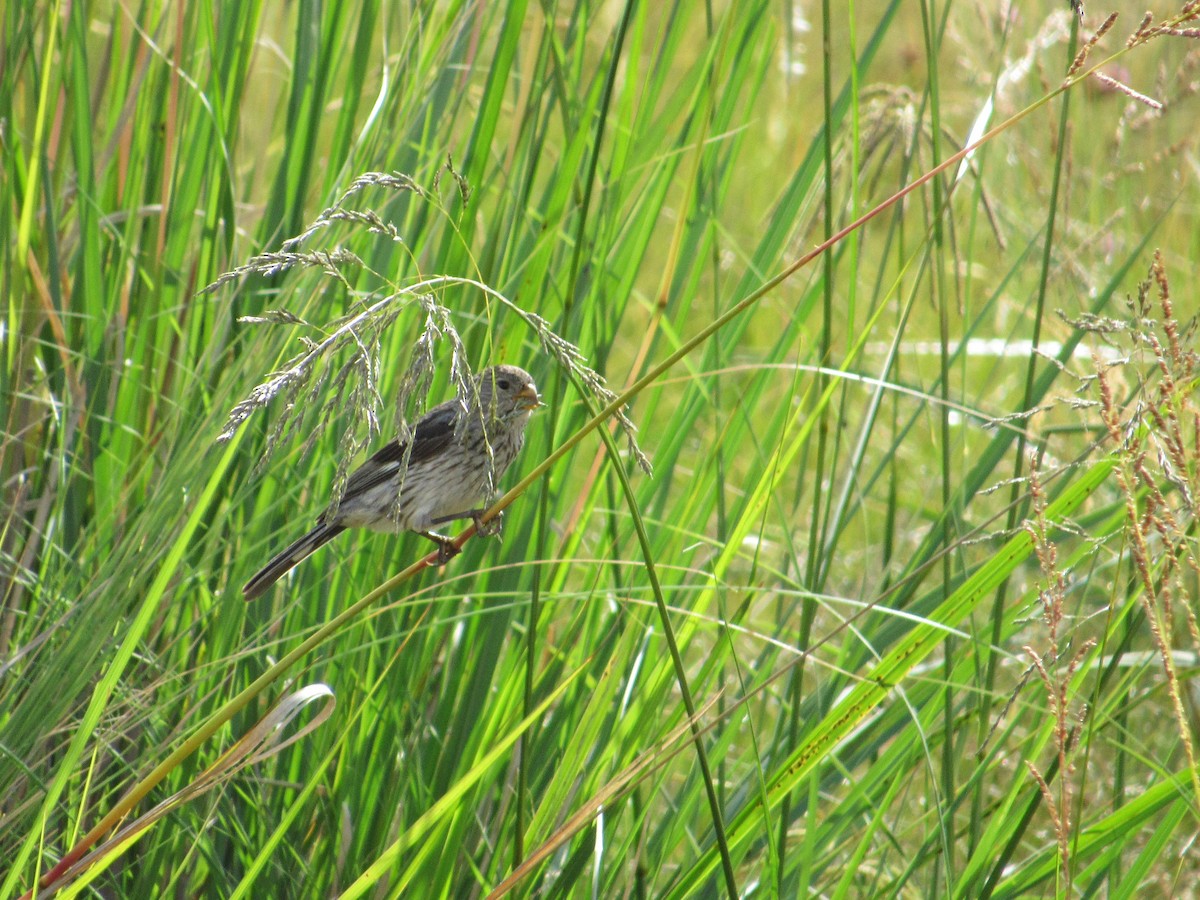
xmin=198 ymin=249 xmax=362 ymax=297
xmin=1089 ymin=72 xmax=1164 ymax=109
xmin=209 ymin=173 xmax=652 ymax=498
xmin=523 ymin=310 xmax=654 ymax=476
xmin=1089 ymin=254 xmax=1200 ymax=803
xmin=1018 ymin=452 xmax=1099 ymax=894
xmin=279 ymin=172 xmax=427 ymax=253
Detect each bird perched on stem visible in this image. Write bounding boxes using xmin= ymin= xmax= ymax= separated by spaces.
xmin=243 ymin=364 xmax=541 ymax=601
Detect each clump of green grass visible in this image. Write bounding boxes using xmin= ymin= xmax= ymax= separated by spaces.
xmin=3 ymin=3 xmax=1200 ymax=898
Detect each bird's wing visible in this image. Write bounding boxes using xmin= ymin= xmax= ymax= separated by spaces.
xmin=337 ymin=400 xmax=459 ymax=502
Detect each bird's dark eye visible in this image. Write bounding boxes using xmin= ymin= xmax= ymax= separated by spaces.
xmin=498 ymin=378 xmax=511 ymax=390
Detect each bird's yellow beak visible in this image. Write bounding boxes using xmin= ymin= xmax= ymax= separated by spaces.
xmin=517 ymin=384 xmax=542 ymax=410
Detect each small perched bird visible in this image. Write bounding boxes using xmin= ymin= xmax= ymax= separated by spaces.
xmin=243 ymin=364 xmax=541 ymax=601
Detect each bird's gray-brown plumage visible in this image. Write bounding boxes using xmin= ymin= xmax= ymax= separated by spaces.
xmin=243 ymin=364 xmax=540 ymax=601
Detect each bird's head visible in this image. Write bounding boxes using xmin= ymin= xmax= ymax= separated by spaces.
xmin=476 ymin=365 xmax=542 ymax=419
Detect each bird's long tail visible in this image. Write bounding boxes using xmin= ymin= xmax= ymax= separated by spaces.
xmin=242 ymin=523 xmax=346 ymax=601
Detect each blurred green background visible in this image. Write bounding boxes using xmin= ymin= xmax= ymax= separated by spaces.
xmin=3 ymin=1 xmax=1199 ymax=896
